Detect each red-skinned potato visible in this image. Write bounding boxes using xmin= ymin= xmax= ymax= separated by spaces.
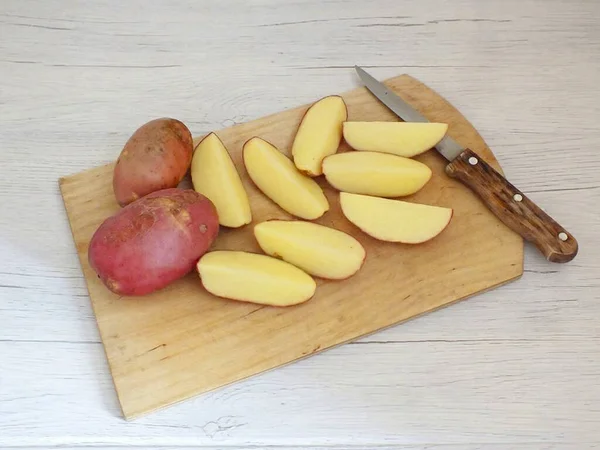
xmin=88 ymin=188 xmax=219 ymax=296
xmin=113 ymin=118 xmax=193 ymax=206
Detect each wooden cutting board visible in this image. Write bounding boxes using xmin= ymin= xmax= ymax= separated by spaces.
xmin=59 ymin=74 xmax=523 ymax=420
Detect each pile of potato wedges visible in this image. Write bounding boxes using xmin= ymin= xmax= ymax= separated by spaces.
xmin=89 ymin=96 xmax=453 ymax=306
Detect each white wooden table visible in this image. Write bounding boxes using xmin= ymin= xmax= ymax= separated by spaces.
xmin=1 ymin=1 xmax=599 ymax=448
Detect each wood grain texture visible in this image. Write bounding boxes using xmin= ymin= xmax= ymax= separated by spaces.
xmin=59 ymin=74 xmax=523 ymax=419
xmin=446 ymin=148 xmax=578 ymax=263
xmin=1 ymin=0 xmax=599 ymax=448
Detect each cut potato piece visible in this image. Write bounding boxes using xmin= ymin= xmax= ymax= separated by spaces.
xmin=340 ymin=192 xmax=452 ymax=243
xmin=254 ymin=220 xmax=365 ymax=280
xmin=322 ymin=151 xmax=432 ymax=197
xmin=343 ymin=121 xmax=448 ymax=157
xmin=197 ymin=251 xmax=316 ymax=306
xmin=191 ymin=133 xmax=252 ymax=228
xmin=243 ymin=137 xmax=329 ymax=219
xmin=292 ymin=96 xmax=348 ymax=176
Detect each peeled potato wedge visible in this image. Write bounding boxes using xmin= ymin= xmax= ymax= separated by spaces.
xmin=191 ymin=133 xmax=252 ymax=228
xmin=197 ymin=251 xmax=316 ymax=306
xmin=340 ymin=192 xmax=452 ymax=244
xmin=243 ymin=137 xmax=329 ymax=220
xmin=292 ymin=95 xmax=348 ymax=176
xmin=343 ymin=121 xmax=448 ymax=157
xmin=254 ymin=220 xmax=365 ymax=280
xmin=322 ymin=151 xmax=432 ymax=197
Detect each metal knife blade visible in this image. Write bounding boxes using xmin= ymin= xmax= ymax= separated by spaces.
xmin=355 ymin=66 xmax=464 ymax=161
xmin=353 ymin=66 xmax=578 ymax=263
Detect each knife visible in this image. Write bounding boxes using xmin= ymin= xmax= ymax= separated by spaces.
xmin=354 ymin=66 xmax=578 ymax=263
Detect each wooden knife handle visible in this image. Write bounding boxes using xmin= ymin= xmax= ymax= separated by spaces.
xmin=445 ymin=148 xmax=578 ymax=263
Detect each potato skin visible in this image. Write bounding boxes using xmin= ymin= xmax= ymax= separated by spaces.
xmin=113 ymin=118 xmax=193 ymax=207
xmin=88 ymin=188 xmax=219 ymax=296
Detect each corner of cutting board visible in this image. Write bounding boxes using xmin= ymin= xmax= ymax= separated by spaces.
xmin=59 ymin=162 xmax=116 ymax=189
xmin=394 ymin=73 xmax=417 ymax=82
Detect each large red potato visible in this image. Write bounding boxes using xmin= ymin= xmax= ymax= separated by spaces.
xmin=113 ymin=118 xmax=193 ymax=206
xmin=88 ymin=188 xmax=219 ymax=296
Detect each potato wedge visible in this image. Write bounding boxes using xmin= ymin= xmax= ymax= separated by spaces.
xmin=322 ymin=151 xmax=432 ymax=197
xmin=243 ymin=137 xmax=329 ymax=219
xmin=254 ymin=220 xmax=365 ymax=280
xmin=292 ymin=95 xmax=347 ymax=176
xmin=197 ymin=251 xmax=316 ymax=306
xmin=191 ymin=133 xmax=252 ymax=228
xmin=340 ymin=192 xmax=452 ymax=244
xmin=343 ymin=121 xmax=448 ymax=157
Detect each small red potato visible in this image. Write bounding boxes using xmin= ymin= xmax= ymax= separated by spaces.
xmin=113 ymin=118 xmax=193 ymax=206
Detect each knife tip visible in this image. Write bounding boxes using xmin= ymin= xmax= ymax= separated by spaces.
xmin=354 ymin=65 xmax=366 ymax=80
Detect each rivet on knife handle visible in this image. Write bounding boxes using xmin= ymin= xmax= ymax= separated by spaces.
xmin=445 ymin=149 xmax=578 ymax=263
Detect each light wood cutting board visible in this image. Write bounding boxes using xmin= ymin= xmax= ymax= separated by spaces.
xmin=59 ymin=74 xmax=524 ymax=420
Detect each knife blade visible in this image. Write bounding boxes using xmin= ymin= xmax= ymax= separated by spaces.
xmin=354 ymin=66 xmax=578 ymax=263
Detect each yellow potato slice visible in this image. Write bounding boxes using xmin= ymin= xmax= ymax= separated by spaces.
xmin=292 ymin=95 xmax=348 ymax=176
xmin=322 ymin=151 xmax=432 ymax=197
xmin=340 ymin=192 xmax=453 ymax=244
xmin=243 ymin=137 xmax=329 ymax=219
xmin=254 ymin=220 xmax=365 ymax=280
xmin=197 ymin=251 xmax=316 ymax=306
xmin=343 ymin=121 xmax=448 ymax=157
xmin=191 ymin=133 xmax=252 ymax=228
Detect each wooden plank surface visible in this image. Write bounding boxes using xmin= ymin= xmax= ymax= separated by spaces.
xmin=59 ymin=74 xmax=523 ymax=419
xmin=1 ymin=0 xmax=599 ymax=447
